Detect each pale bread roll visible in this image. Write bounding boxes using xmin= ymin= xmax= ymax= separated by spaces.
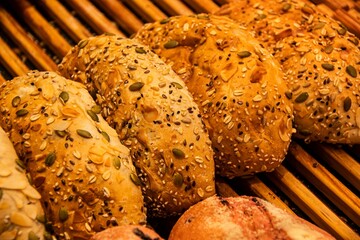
xmin=90 ymin=225 xmax=163 ymax=240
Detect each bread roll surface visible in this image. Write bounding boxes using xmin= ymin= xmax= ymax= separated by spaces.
xmin=90 ymin=225 xmax=163 ymax=240
xmin=0 ymin=71 xmax=146 ymax=239
xmin=58 ymin=35 xmax=215 ymax=217
xmin=0 ymin=127 xmax=46 ymax=240
xmin=216 ymin=0 xmax=360 ymax=143
xmin=169 ymin=195 xmax=335 ymax=240
xmin=135 ymin=15 xmax=294 ymax=177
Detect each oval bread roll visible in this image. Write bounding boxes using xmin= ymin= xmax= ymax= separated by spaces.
xmin=90 ymin=225 xmax=163 ymax=240
xmin=0 ymin=71 xmax=146 ymax=239
xmin=58 ymin=35 xmax=215 ymax=217
xmin=0 ymin=127 xmax=46 ymax=240
xmin=169 ymin=195 xmax=335 ymax=240
xmin=216 ymin=0 xmax=360 ymax=143
xmin=135 ymin=15 xmax=294 ymax=177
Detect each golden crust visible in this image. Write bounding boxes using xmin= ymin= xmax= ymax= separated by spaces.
xmin=58 ymin=35 xmax=216 ymax=217
xmin=216 ymin=0 xmax=360 ymax=143
xmin=135 ymin=15 xmax=294 ymax=177
xmin=0 ymin=71 xmax=146 ymax=239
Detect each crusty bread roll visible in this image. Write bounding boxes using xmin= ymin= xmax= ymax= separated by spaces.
xmin=216 ymin=0 xmax=360 ymax=143
xmin=169 ymin=195 xmax=335 ymax=240
xmin=0 ymin=71 xmax=146 ymax=239
xmin=135 ymin=15 xmax=294 ymax=178
xmin=0 ymin=127 xmax=46 ymax=240
xmin=58 ymin=35 xmax=215 ymax=217
xmin=90 ymin=225 xmax=163 ymax=240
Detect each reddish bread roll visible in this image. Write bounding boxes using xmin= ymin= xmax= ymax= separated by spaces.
xmin=58 ymin=35 xmax=215 ymax=217
xmin=90 ymin=225 xmax=163 ymax=240
xmin=169 ymin=195 xmax=335 ymax=240
xmin=0 ymin=71 xmax=146 ymax=239
xmin=216 ymin=0 xmax=360 ymax=144
xmin=135 ymin=15 xmax=294 ymax=178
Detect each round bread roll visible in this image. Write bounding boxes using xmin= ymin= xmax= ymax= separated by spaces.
xmin=135 ymin=15 xmax=294 ymax=177
xmin=58 ymin=35 xmax=215 ymax=217
xmin=0 ymin=127 xmax=46 ymax=240
xmin=169 ymin=195 xmax=335 ymax=240
xmin=216 ymin=0 xmax=360 ymax=143
xmin=90 ymin=225 xmax=163 ymax=240
xmin=0 ymin=71 xmax=146 ymax=239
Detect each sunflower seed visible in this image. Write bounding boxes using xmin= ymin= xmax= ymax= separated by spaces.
xmin=10 ymin=212 xmax=33 ymax=227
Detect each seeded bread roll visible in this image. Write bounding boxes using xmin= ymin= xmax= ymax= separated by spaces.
xmin=135 ymin=15 xmax=294 ymax=177
xmin=216 ymin=0 xmax=360 ymax=143
xmin=169 ymin=195 xmax=335 ymax=240
xmin=58 ymin=35 xmax=215 ymax=217
xmin=90 ymin=225 xmax=163 ymax=240
xmin=0 ymin=71 xmax=146 ymax=239
xmin=0 ymin=127 xmax=46 ymax=240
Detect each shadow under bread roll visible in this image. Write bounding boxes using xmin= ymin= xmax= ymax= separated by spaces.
xmin=135 ymin=15 xmax=294 ymax=178
xmin=0 ymin=71 xmax=146 ymax=239
xmin=0 ymin=127 xmax=46 ymax=240
xmin=216 ymin=0 xmax=360 ymax=144
xmin=58 ymin=35 xmax=215 ymax=218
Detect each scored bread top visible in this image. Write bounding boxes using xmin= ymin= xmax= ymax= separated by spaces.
xmin=0 ymin=127 xmax=46 ymax=240
xmin=58 ymin=35 xmax=216 ymax=217
xmin=0 ymin=71 xmax=146 ymax=239
xmin=135 ymin=14 xmax=294 ymax=177
xmin=216 ymin=0 xmax=360 ymax=143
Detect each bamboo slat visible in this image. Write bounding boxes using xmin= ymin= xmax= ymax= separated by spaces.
xmin=153 ymin=0 xmax=194 ymax=16
xmin=95 ymin=0 xmax=144 ymax=35
xmin=334 ymin=9 xmax=360 ymax=37
xmin=37 ymin=0 xmax=92 ymax=42
xmin=216 ymin=177 xmax=240 ymax=197
xmin=64 ymin=0 xmax=125 ymax=36
xmin=288 ymin=143 xmax=360 ymax=226
xmin=183 ymin=0 xmax=220 ymax=13
xmin=123 ymin=0 xmax=167 ymax=22
xmin=0 ymin=37 xmax=29 ymax=77
xmin=307 ymin=143 xmax=360 ymax=191
xmin=266 ymin=165 xmax=359 ymax=240
xmin=0 ymin=5 xmax=57 ymax=71
xmin=13 ymin=0 xmax=71 ymax=58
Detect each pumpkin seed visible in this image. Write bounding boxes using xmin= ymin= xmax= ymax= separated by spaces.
xmin=313 ymin=22 xmax=325 ymax=30
xmin=173 ymin=172 xmax=183 ymax=187
xmin=129 ymin=82 xmax=144 ymax=91
xmin=16 ymin=109 xmax=28 ymax=117
xmin=128 ymin=64 xmax=137 ymax=70
xmin=164 ymin=40 xmax=179 ymax=49
xmin=295 ymin=92 xmax=309 ymax=103
xmin=282 ymin=3 xmax=291 ymax=12
xmin=285 ymin=91 xmax=292 ymax=99
xmin=16 ymin=158 xmax=25 ymax=169
xmin=324 ymin=45 xmax=333 ymax=54
xmin=28 ymin=231 xmax=40 ymax=240
xmin=160 ymin=18 xmax=170 ymax=24
xmin=237 ymin=51 xmax=252 ymax=58
xmin=135 ymin=47 xmax=146 ymax=54
xmin=255 ymin=14 xmax=266 ymax=20
xmin=12 ymin=96 xmax=21 ymax=107
xmin=337 ymin=27 xmax=347 ymax=35
xmin=101 ymin=131 xmax=110 ymax=142
xmin=91 ymin=105 xmax=102 ymax=114
xmin=321 ymin=63 xmax=334 ymax=71
xmin=113 ymin=157 xmax=121 ymax=170
xmin=343 ymin=96 xmax=352 ymax=112
xmin=45 ymin=152 xmax=56 ymax=167
xmin=78 ymin=39 xmax=88 ymax=49
xmin=87 ymin=110 xmax=99 ymax=122
xmin=36 ymin=214 xmax=45 ymax=223
xmin=301 ymin=5 xmax=314 ymax=14
xmin=197 ymin=14 xmax=209 ymax=19
xmin=299 ymin=129 xmax=312 ymax=136
xmin=104 ymin=32 xmax=116 ymax=36
xmin=59 ymin=91 xmax=69 ymax=104
xmin=346 ymin=65 xmax=357 ymax=78
xmin=171 ymin=82 xmax=183 ymax=89
xmin=55 ymin=130 xmax=67 ymax=138
xmin=172 ymin=148 xmax=185 ymax=159
xmin=349 ymin=38 xmax=359 ymax=46
xmin=77 ymin=129 xmax=92 ymax=138
xmin=59 ymin=207 xmax=68 ymax=222
xmin=130 ymin=173 xmax=141 ymax=186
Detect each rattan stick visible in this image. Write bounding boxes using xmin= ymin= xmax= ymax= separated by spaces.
xmin=0 ymin=37 xmax=29 ymax=77
xmin=123 ymin=0 xmax=167 ymax=22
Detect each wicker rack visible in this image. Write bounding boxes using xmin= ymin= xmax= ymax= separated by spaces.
xmin=0 ymin=0 xmax=359 ymax=239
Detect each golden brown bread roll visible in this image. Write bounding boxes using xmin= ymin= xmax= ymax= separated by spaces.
xmin=135 ymin=15 xmax=294 ymax=178
xmin=0 ymin=127 xmax=46 ymax=240
xmin=58 ymin=35 xmax=215 ymax=217
xmin=0 ymin=71 xmax=146 ymax=239
xmin=216 ymin=0 xmax=360 ymax=143
xmin=169 ymin=195 xmax=335 ymax=240
xmin=90 ymin=225 xmax=163 ymax=240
